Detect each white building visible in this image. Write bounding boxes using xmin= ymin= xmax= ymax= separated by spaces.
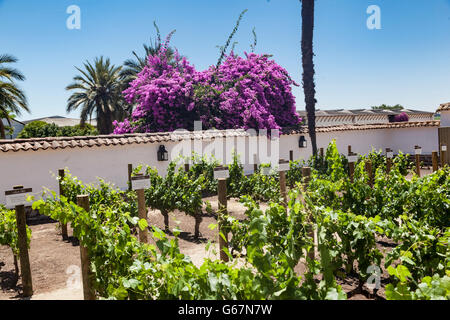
xmin=0 ymin=112 xmax=442 ymax=204
xmin=297 ymin=109 xmax=435 ymax=127
xmin=23 ymin=116 xmax=97 ymax=127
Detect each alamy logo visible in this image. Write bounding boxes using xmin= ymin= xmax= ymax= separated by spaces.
xmin=367 ymin=5 xmax=381 ymax=30
xmin=66 ymin=5 xmax=81 ymax=30
xmin=66 ymin=265 xmax=82 ymax=289
xmin=366 ymin=265 xmax=381 ymax=290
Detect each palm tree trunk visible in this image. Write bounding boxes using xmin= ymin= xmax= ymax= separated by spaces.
xmin=300 ymin=0 xmax=318 ymax=155
xmin=96 ymin=110 xmax=107 ymax=135
xmin=0 ymin=118 xmax=6 ymax=139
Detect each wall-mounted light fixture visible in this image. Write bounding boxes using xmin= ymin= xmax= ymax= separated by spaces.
xmin=157 ymin=145 xmax=169 ymax=161
xmin=299 ymin=136 xmax=307 ymax=148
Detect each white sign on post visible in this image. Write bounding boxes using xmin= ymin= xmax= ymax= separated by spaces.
xmin=261 ymin=167 xmax=272 ymax=176
xmin=214 ymin=167 xmax=229 ymax=179
xmin=5 ymin=188 xmax=33 ymax=209
xmin=386 ymin=152 xmax=394 ymax=159
xmin=278 ymin=162 xmax=290 ymax=172
xmin=347 ymin=155 xmax=358 ymax=163
xmin=442 ymin=146 xmax=447 ymax=152
xmin=131 ymin=176 xmax=151 ymax=190
xmin=415 ymin=148 xmax=422 ymax=155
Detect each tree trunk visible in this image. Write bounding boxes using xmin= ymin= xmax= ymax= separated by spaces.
xmin=300 ymin=0 xmax=318 ymax=155
xmin=107 ymin=111 xmax=115 ymax=134
xmin=161 ymin=210 xmax=169 ymax=232
xmin=0 ymin=118 xmax=6 ymax=139
xmin=13 ymin=251 xmax=19 ymax=277
xmin=194 ymin=214 xmax=203 ymax=240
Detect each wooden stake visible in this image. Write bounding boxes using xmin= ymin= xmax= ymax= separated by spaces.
xmin=279 ymin=171 xmax=288 ymax=207
xmin=441 ymin=144 xmax=447 ymax=167
xmin=386 ymin=148 xmax=392 ymax=174
xmin=301 ymin=168 xmax=314 ymax=261
xmin=217 ymin=179 xmax=229 ymax=262
xmin=127 ymin=164 xmax=133 ymax=191
xmin=58 ymin=169 xmax=68 ymax=241
xmin=77 ymin=195 xmax=96 ymax=300
xmin=348 ymin=145 xmax=352 ymax=155
xmin=348 ymin=152 xmax=356 ymax=183
xmin=432 ymin=151 xmax=439 ymax=172
xmin=366 ymin=160 xmax=373 ymax=187
xmin=319 ymin=148 xmax=324 ymax=158
xmin=414 ymin=146 xmax=421 ymax=177
xmin=184 ymin=163 xmax=190 ymax=172
xmin=302 ymin=167 xmax=311 ymax=186
xmin=13 ymin=186 xmax=33 ymax=297
xmin=253 ymin=154 xmax=258 ymax=173
xmin=134 ymin=174 xmax=148 ymax=243
xmin=289 ymin=150 xmax=294 ymax=162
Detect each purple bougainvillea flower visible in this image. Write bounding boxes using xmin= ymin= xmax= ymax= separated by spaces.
xmin=114 ymin=43 xmax=301 ymax=134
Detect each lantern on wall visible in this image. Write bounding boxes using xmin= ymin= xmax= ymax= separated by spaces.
xmin=157 ymin=145 xmax=169 ymax=161
xmin=299 ymin=136 xmax=307 ymax=148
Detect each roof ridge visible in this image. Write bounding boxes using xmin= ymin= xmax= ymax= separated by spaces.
xmin=0 ymin=121 xmax=441 ymax=152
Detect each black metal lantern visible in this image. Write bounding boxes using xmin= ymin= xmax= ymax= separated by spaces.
xmin=299 ymin=136 xmax=307 ymax=148
xmin=157 ymin=145 xmax=169 ymax=161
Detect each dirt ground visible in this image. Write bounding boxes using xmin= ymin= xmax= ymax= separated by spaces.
xmin=0 ymin=195 xmax=395 ymax=301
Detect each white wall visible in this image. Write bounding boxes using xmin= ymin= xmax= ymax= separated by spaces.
xmin=441 ymin=110 xmax=450 ymax=127
xmin=0 ymin=126 xmax=439 ymax=204
xmin=315 ymin=127 xmax=438 ymax=156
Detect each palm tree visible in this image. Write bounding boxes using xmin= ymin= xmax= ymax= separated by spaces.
xmin=120 ymin=23 xmax=176 ymax=86
xmin=120 ymin=24 xmax=177 ymax=116
xmin=66 ymin=57 xmax=125 ymax=135
xmin=300 ymin=0 xmax=318 ymax=155
xmin=0 ymin=54 xmax=29 ymax=139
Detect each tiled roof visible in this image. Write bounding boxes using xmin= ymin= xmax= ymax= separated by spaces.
xmin=437 ymin=103 xmax=450 ymax=112
xmin=297 ymin=108 xmax=435 ymax=117
xmin=285 ymin=120 xmax=440 ymax=134
xmin=0 ymin=130 xmax=248 ymax=153
xmin=0 ymin=121 xmax=440 ymax=153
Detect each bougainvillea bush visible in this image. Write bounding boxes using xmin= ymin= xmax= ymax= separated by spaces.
xmin=393 ymin=112 xmax=409 ymax=123
xmin=114 ymin=44 xmax=301 ymax=133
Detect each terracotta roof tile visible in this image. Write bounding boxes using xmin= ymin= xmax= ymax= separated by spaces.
xmin=437 ymin=103 xmax=450 ymax=112
xmin=0 ymin=122 xmax=440 ymax=153
xmin=284 ymin=121 xmax=440 ymax=134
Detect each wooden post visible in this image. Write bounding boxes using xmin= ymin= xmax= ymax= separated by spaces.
xmin=319 ymin=148 xmax=324 ymax=158
xmin=184 ymin=163 xmax=190 ymax=172
xmin=278 ymin=159 xmax=289 ymax=207
xmin=127 ymin=164 xmax=133 ymax=191
xmin=366 ymin=160 xmax=373 ymax=187
xmin=289 ymin=150 xmax=294 ymax=162
xmin=13 ymin=186 xmax=33 ymax=297
xmin=441 ymin=144 xmax=447 ymax=167
xmin=301 ymin=168 xmax=314 ymax=261
xmin=134 ymin=174 xmax=148 ymax=243
xmin=386 ymin=148 xmax=392 ymax=174
xmin=348 ymin=152 xmax=356 ymax=183
xmin=348 ymin=145 xmax=352 ymax=155
xmin=414 ymin=146 xmax=422 ymax=177
xmin=302 ymin=167 xmax=311 ymax=186
xmin=253 ymin=154 xmax=258 ymax=173
xmin=432 ymin=151 xmax=439 ymax=172
xmin=279 ymin=171 xmax=288 ymax=207
xmin=77 ymin=195 xmax=96 ymax=300
xmin=217 ymin=179 xmax=229 ymax=262
xmin=58 ymin=169 xmax=68 ymax=241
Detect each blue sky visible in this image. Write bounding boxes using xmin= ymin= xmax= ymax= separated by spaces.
xmin=1 ymin=0 xmax=449 ymax=121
